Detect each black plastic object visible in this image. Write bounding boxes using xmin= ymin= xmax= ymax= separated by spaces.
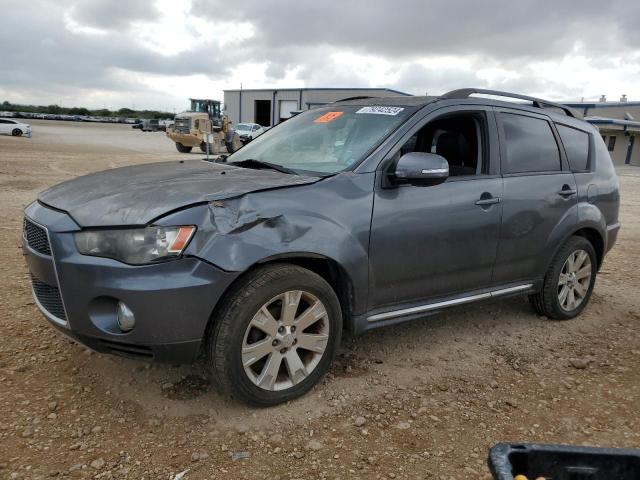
xmin=488 ymin=443 xmax=640 ymax=480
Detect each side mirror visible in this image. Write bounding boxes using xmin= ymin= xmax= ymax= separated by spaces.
xmin=393 ymin=152 xmax=449 ymax=186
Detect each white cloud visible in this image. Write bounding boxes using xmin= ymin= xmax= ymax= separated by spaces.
xmin=1 ymin=0 xmax=640 ymax=109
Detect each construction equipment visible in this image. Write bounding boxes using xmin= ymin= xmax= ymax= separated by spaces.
xmin=166 ymin=99 xmax=242 ymax=154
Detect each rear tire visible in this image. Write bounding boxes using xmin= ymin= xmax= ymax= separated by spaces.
xmin=207 ymin=264 xmax=342 ymax=406
xmin=175 ymin=142 xmax=192 ymax=153
xmin=199 ymin=142 xmax=213 ymax=153
xmin=529 ymin=236 xmax=597 ymax=320
xmin=12 ymin=128 xmax=22 ymax=137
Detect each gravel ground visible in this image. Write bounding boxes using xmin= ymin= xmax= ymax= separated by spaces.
xmin=1 ymin=120 xmax=639 ymax=480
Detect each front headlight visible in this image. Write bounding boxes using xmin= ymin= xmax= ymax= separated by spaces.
xmin=74 ymin=226 xmax=196 ymax=265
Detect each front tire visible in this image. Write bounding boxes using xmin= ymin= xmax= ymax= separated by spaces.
xmin=199 ymin=142 xmax=214 ymax=153
xmin=530 ymin=236 xmax=597 ymax=320
xmin=12 ymin=128 xmax=22 ymax=137
xmin=208 ymin=264 xmax=342 ymax=406
xmin=175 ymin=142 xmax=192 ymax=153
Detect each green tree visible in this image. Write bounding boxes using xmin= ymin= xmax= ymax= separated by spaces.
xmin=46 ymin=104 xmax=62 ymax=114
xmin=68 ymin=107 xmax=90 ymax=116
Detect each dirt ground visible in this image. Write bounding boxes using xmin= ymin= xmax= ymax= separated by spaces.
xmin=1 ymin=120 xmax=639 ymax=480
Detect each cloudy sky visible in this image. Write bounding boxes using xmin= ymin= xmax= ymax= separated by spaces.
xmin=2 ymin=0 xmax=640 ymax=111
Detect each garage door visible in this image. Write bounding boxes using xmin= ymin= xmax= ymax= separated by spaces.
xmin=279 ymin=100 xmax=298 ymax=121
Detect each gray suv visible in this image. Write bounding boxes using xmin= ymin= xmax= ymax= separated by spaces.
xmin=23 ymin=89 xmax=620 ymax=405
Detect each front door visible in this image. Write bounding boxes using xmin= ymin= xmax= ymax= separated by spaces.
xmin=369 ymin=106 xmax=502 ymax=312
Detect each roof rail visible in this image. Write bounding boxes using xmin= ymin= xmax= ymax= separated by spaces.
xmin=441 ymin=88 xmax=577 ymax=118
xmin=335 ymin=95 xmax=375 ymax=102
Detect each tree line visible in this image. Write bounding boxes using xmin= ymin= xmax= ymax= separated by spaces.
xmin=1 ymin=101 xmax=174 ymax=119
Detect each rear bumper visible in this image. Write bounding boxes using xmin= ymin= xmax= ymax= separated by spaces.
xmin=23 ymin=202 xmax=238 ymax=364
xmin=606 ymin=221 xmax=621 ymax=253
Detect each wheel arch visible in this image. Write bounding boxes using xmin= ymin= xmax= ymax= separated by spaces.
xmin=202 ymin=253 xmax=358 ymax=355
xmin=543 ymin=223 xmax=606 ymax=277
xmin=572 ymin=227 xmax=605 ymax=269
xmin=257 ymin=253 xmax=355 ymax=324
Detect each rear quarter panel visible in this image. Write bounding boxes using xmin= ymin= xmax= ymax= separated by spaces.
xmin=574 ymin=126 xmax=620 ymax=253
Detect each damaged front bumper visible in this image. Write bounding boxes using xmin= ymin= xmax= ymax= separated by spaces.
xmin=23 ymin=201 xmax=238 ymax=363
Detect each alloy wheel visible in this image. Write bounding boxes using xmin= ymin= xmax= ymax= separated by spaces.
xmin=241 ymin=290 xmax=330 ymax=391
xmin=558 ymin=249 xmax=592 ymax=311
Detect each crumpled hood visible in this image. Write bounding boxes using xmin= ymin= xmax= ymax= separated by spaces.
xmin=38 ymin=160 xmax=319 ymax=227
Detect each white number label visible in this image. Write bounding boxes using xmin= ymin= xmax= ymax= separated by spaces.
xmin=356 ymin=106 xmax=404 ymax=116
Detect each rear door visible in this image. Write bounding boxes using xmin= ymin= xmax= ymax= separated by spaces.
xmin=492 ymin=108 xmax=578 ymax=285
xmin=0 ymin=120 xmax=11 ymax=134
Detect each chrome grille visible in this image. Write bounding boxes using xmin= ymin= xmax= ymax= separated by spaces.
xmin=173 ymin=117 xmax=190 ymax=133
xmin=23 ymin=218 xmax=51 ymax=256
xmin=31 ymin=275 xmax=67 ymax=322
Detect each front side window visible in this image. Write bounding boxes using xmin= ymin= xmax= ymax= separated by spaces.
xmin=396 ymin=113 xmax=487 ymax=176
xmin=501 ymin=113 xmax=561 ymax=173
xmin=229 ymin=105 xmax=414 ymax=175
xmin=557 ymin=124 xmax=590 ymax=171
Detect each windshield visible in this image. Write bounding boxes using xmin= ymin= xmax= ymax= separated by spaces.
xmin=227 ymin=105 xmax=413 ymax=174
xmin=191 ymin=100 xmax=207 ymax=112
xmin=236 ymin=123 xmax=251 ymax=131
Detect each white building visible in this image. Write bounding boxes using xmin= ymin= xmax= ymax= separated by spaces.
xmin=223 ymin=87 xmax=409 ymax=127
xmin=565 ymin=97 xmax=640 ymax=166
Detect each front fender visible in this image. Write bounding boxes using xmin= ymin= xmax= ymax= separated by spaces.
xmin=159 ymin=173 xmax=376 ymax=315
xmin=203 ymin=200 xmax=368 ymax=275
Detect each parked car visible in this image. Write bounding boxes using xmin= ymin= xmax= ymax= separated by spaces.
xmin=159 ymin=119 xmax=174 ymax=130
xmin=235 ymin=122 xmax=265 ymax=144
xmin=0 ymin=118 xmax=31 ymax=136
xmin=140 ymin=119 xmax=163 ymax=132
xmin=23 ymin=89 xmax=620 ymax=405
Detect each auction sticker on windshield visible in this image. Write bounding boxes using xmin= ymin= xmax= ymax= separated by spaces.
xmin=314 ymin=111 xmax=344 ymax=123
xmin=356 ymin=106 xmax=404 ymax=116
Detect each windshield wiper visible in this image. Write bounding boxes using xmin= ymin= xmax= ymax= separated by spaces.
xmin=229 ymin=159 xmax=297 ymax=175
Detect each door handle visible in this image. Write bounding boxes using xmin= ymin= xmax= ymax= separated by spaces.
xmin=558 ymin=185 xmax=577 ymax=197
xmin=475 ymin=197 xmax=501 ymax=206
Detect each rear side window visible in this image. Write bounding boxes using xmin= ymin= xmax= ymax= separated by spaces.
xmin=556 ymin=124 xmax=590 ymax=171
xmin=501 ymin=113 xmax=561 ymax=173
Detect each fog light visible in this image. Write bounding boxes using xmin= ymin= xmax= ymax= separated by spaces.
xmin=116 ymin=301 xmax=135 ymax=332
